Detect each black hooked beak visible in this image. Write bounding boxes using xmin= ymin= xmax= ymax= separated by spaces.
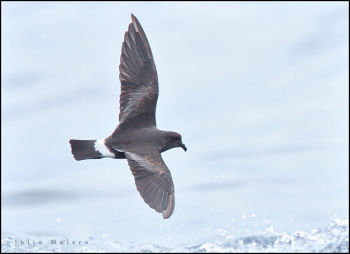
xmin=180 ymin=142 xmax=187 ymax=152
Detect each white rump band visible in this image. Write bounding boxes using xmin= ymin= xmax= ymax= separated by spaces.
xmin=95 ymin=139 xmax=114 ymax=157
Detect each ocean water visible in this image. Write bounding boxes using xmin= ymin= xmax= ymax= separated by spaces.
xmin=1 ymin=2 xmax=349 ymax=253
xmin=1 ymin=215 xmax=348 ymax=252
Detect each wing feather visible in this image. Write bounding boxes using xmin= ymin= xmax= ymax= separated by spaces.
xmin=114 ymin=14 xmax=158 ymax=135
xmin=125 ymin=152 xmax=175 ymax=219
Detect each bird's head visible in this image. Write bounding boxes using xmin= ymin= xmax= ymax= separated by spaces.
xmin=166 ymin=131 xmax=187 ymax=152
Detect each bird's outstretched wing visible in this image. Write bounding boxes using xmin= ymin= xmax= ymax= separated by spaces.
xmin=125 ymin=151 xmax=175 ymax=219
xmin=116 ymin=14 xmax=158 ymax=133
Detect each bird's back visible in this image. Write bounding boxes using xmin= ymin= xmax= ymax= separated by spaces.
xmin=106 ymin=127 xmax=165 ymax=154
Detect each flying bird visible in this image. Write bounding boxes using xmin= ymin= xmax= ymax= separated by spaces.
xmin=69 ymin=14 xmax=186 ymax=219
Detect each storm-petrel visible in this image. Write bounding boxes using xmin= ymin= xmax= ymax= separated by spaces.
xmin=69 ymin=14 xmax=186 ymax=219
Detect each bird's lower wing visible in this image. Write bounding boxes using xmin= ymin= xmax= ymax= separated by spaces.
xmin=125 ymin=151 xmax=175 ymax=219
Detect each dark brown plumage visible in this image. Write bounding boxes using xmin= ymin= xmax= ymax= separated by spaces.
xmin=69 ymin=14 xmax=186 ymax=219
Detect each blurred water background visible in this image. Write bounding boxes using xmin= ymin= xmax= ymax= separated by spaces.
xmin=1 ymin=2 xmax=349 ymax=252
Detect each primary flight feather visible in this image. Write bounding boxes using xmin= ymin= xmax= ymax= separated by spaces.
xmin=69 ymin=14 xmax=186 ymax=219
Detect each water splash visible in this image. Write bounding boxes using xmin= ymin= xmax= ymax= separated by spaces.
xmin=2 ymin=214 xmax=348 ymax=253
xmin=188 ymin=214 xmax=348 ymax=253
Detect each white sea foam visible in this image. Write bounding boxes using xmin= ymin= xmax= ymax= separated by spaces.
xmin=2 ymin=215 xmax=348 ymax=253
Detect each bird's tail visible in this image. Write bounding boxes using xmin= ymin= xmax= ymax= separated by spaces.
xmin=69 ymin=139 xmax=102 ymax=161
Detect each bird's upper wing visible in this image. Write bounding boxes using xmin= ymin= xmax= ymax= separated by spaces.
xmin=116 ymin=14 xmax=158 ymax=133
xmin=125 ymin=151 xmax=175 ymax=219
